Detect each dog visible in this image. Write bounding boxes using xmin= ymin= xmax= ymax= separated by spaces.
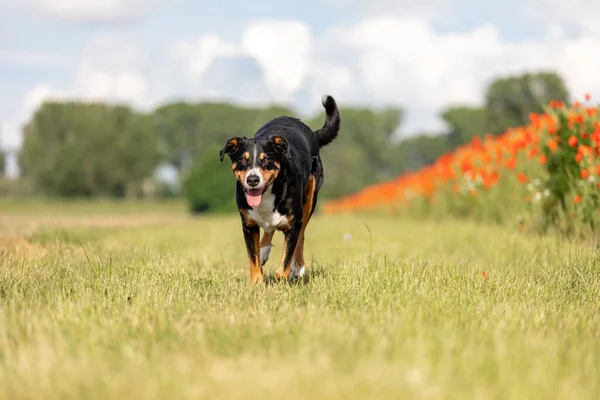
xmin=219 ymin=95 xmax=341 ymax=283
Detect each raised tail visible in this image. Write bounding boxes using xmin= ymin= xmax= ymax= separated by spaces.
xmin=315 ymin=95 xmax=340 ymax=147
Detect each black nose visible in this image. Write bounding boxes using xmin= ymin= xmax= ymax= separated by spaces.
xmin=246 ymin=174 xmax=260 ymax=187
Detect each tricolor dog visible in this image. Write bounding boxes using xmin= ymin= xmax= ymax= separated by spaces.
xmin=219 ymin=95 xmax=341 ymax=283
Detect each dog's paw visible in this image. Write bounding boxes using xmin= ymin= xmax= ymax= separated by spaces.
xmin=290 ymin=259 xmax=306 ymax=280
xmin=260 ymin=245 xmax=273 ymax=266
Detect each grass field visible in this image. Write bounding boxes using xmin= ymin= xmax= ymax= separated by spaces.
xmin=1 ymin=201 xmax=599 ymax=399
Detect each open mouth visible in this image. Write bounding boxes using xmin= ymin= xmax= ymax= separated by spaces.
xmin=244 ymin=186 xmax=268 ymax=207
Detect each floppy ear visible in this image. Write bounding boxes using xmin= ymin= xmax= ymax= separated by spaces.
xmin=269 ymin=135 xmax=288 ymax=155
xmin=220 ymin=137 xmax=241 ymax=161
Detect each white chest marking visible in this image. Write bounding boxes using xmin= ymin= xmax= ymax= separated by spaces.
xmin=247 ymin=189 xmax=288 ymax=232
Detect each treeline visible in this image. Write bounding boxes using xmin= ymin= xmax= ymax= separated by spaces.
xmin=6 ymin=70 xmax=570 ymax=212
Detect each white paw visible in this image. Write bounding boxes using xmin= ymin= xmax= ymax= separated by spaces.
xmin=290 ymin=258 xmax=306 ymax=279
xmin=260 ymin=245 xmax=273 ymax=266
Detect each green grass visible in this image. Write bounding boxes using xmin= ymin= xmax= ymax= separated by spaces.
xmin=1 ymin=202 xmax=599 ymax=399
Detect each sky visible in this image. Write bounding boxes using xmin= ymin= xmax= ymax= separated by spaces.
xmin=1 ymin=0 xmax=600 ymax=177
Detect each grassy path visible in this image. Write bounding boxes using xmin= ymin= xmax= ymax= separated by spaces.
xmin=1 ymin=205 xmax=599 ymax=399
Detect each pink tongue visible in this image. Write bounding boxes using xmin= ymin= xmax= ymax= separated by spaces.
xmin=246 ymin=192 xmax=262 ymax=207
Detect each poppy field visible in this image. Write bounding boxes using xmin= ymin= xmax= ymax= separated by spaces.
xmin=323 ymin=94 xmax=600 ymax=237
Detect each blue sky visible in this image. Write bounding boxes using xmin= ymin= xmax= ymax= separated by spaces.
xmin=1 ymin=0 xmax=599 ymax=176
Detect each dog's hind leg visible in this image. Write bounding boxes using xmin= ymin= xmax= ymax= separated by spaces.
xmin=260 ymin=231 xmax=274 ymax=266
xmin=291 ymin=175 xmax=317 ymax=279
xmin=291 ymin=237 xmax=307 ymax=279
xmin=275 ymin=219 xmax=302 ymax=281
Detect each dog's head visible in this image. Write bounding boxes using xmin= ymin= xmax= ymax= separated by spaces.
xmin=219 ymin=135 xmax=289 ymax=207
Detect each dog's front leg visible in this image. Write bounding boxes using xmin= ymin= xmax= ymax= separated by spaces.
xmin=275 ymin=219 xmax=302 ymax=281
xmin=242 ymin=221 xmax=263 ymax=284
xmin=260 ymin=231 xmax=274 ymax=266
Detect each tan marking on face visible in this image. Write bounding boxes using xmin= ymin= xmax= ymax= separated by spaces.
xmin=242 ymin=151 xmax=250 ymax=160
xmin=231 ymin=162 xmax=237 ymax=170
xmin=257 ymin=161 xmax=280 ymax=187
xmin=259 ymin=152 xmax=266 ymax=160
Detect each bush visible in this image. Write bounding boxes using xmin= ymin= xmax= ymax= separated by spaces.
xmin=182 ymin=145 xmax=238 ymax=214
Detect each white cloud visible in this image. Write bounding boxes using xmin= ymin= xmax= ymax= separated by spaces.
xmin=304 ymin=64 xmax=355 ymax=105
xmin=22 ymin=84 xmax=67 ymax=114
xmin=21 ymin=69 xmax=148 ymax=111
xmin=22 ymin=0 xmax=159 ymax=22
xmin=241 ymin=21 xmax=312 ymax=102
xmin=74 ymin=61 xmax=148 ymax=103
xmin=170 ymin=34 xmax=239 ymax=83
xmin=553 ymin=36 xmax=600 ymax=100
xmin=199 ymin=55 xmax=270 ymax=105
xmin=170 ymin=20 xmax=313 ymax=104
xmin=70 ymin=34 xmax=151 ymax=106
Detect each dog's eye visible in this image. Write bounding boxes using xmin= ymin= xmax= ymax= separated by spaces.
xmin=240 ymin=158 xmax=248 ymax=164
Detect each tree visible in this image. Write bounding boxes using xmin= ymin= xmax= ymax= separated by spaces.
xmin=441 ymin=106 xmax=491 ymax=147
xmin=152 ymin=101 xmax=202 ymax=173
xmin=19 ymin=101 xmax=159 ymax=198
xmin=395 ymin=133 xmax=452 ymax=172
xmin=485 ymin=71 xmax=570 ymax=134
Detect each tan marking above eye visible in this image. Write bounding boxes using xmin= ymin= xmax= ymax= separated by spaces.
xmin=259 ymin=152 xmax=266 ymax=160
xmin=242 ymin=152 xmax=250 ymax=160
